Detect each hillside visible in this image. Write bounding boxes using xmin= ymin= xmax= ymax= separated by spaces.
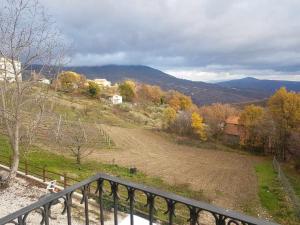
xmin=218 ymin=77 xmax=300 ymax=96
xmin=32 ymin=65 xmax=264 ymax=105
xmin=31 ymin=65 xmax=300 ymax=105
xmin=65 ymin=65 xmax=264 ymax=105
xmin=36 ymin=91 xmax=264 ymax=211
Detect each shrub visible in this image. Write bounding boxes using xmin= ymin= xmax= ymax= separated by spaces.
xmin=87 ymin=81 xmax=101 ymax=98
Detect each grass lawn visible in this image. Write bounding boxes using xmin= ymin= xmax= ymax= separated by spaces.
xmin=255 ymin=161 xmax=299 ymax=225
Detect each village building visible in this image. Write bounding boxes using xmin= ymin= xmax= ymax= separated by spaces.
xmin=94 ymin=78 xmax=111 ymax=87
xmin=223 ymin=116 xmax=246 ymax=145
xmin=38 ymin=78 xmax=51 ymax=85
xmin=0 ymin=57 xmax=22 ymax=82
xmin=110 ymin=94 xmax=122 ymax=104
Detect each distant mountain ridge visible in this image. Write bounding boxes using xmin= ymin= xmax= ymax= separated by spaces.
xmin=217 ymin=77 xmax=300 ymax=95
xmin=62 ymin=65 xmax=265 ymax=105
xmin=31 ymin=64 xmax=300 ymax=105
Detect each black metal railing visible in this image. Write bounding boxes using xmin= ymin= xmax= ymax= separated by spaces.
xmin=0 ymin=173 xmax=279 ymax=225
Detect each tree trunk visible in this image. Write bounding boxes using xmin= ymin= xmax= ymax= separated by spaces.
xmin=76 ymin=155 xmax=81 ymax=165
xmin=2 ymin=126 xmax=20 ymax=184
xmin=76 ymin=147 xmax=81 ymax=165
xmin=9 ymin=148 xmax=19 ymax=180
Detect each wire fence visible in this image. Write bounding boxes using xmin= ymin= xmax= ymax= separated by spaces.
xmin=273 ymin=157 xmax=300 ymax=217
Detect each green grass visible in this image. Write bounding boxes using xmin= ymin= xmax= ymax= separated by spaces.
xmin=282 ymin=164 xmax=300 ymax=199
xmin=255 ymin=161 xmax=299 ymax=225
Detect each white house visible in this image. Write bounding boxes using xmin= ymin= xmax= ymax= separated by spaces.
xmin=94 ymin=78 xmax=111 ymax=87
xmin=0 ymin=57 xmax=22 ymax=82
xmin=110 ymin=94 xmax=122 ymax=104
xmin=38 ymin=78 xmax=51 ymax=85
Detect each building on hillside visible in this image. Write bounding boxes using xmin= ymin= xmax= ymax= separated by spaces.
xmin=224 ymin=115 xmax=275 ymax=152
xmin=110 ymin=94 xmax=122 ymax=104
xmin=38 ymin=78 xmax=51 ymax=85
xmin=94 ymin=78 xmax=111 ymax=87
xmin=223 ymin=116 xmax=245 ymax=145
xmin=0 ymin=57 xmax=22 ymax=82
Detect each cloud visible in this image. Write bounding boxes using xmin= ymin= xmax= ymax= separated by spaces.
xmin=40 ymin=0 xmax=300 ymax=80
xmin=165 ymin=66 xmax=300 ymax=82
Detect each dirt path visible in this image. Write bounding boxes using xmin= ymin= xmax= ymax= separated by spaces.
xmin=90 ymin=125 xmax=263 ymax=212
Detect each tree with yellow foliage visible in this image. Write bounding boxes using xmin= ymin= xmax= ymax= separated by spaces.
xmin=118 ymin=80 xmax=136 ymax=102
xmin=57 ymin=71 xmax=85 ymax=92
xmin=239 ymin=105 xmax=265 ymax=151
xmin=167 ymin=91 xmax=193 ymax=111
xmin=163 ymin=107 xmax=177 ymax=129
xmin=268 ymin=87 xmax=300 ymax=160
xmin=168 ymin=94 xmax=181 ymax=111
xmin=179 ymin=95 xmax=193 ymax=110
xmin=191 ymin=112 xmax=207 ymax=141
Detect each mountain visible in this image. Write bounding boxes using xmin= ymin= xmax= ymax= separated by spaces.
xmin=217 ymin=77 xmax=300 ymax=96
xmin=61 ymin=65 xmax=266 ymax=105
xmin=32 ymin=64 xmax=288 ymax=105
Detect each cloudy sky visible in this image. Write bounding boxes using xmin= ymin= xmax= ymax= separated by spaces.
xmin=41 ymin=0 xmax=300 ymax=82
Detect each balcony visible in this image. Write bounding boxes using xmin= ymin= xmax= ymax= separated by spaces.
xmin=0 ymin=173 xmax=278 ymax=225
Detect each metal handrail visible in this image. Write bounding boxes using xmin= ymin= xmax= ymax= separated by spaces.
xmin=0 ymin=173 xmax=279 ymax=225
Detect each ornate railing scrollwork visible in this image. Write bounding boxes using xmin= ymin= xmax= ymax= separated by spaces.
xmin=0 ymin=174 xmax=279 ymax=225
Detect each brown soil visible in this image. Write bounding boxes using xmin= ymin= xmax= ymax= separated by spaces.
xmin=89 ymin=125 xmax=265 ymax=213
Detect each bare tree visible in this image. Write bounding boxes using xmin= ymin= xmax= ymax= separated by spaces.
xmin=55 ymin=118 xmax=102 ymax=165
xmin=19 ymin=94 xmax=46 ymax=159
xmin=0 ymin=0 xmax=65 ymax=183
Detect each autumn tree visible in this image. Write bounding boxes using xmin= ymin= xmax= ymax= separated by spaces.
xmin=162 ymin=107 xmax=177 ymax=129
xmin=268 ymin=87 xmax=300 ymax=160
xmin=57 ymin=71 xmax=85 ymax=92
xmin=191 ymin=112 xmax=207 ymax=141
xmin=170 ymin=111 xmax=192 ymax=135
xmin=200 ymin=103 xmax=238 ymax=139
xmin=137 ymin=84 xmax=163 ymax=104
xmin=118 ymin=80 xmax=136 ymax=102
xmin=288 ymin=128 xmax=300 ymax=162
xmin=0 ymin=0 xmax=65 ymax=183
xmin=166 ymin=91 xmax=193 ymax=111
xmin=87 ymin=81 xmax=101 ymax=98
xmin=239 ymin=105 xmax=266 ymax=151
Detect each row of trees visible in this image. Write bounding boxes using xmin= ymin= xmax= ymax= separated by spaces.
xmin=162 ymin=87 xmax=300 ymax=162
xmin=163 ymin=103 xmax=238 ymax=142
xmin=239 ymin=87 xmax=300 ymax=160
xmin=118 ymin=80 xmax=194 ymax=108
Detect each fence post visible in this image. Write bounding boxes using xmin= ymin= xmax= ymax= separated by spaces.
xmin=63 ymin=173 xmax=67 ymax=188
xmin=43 ymin=166 xmax=46 ymax=182
xmin=25 ymin=159 xmax=28 ymax=175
